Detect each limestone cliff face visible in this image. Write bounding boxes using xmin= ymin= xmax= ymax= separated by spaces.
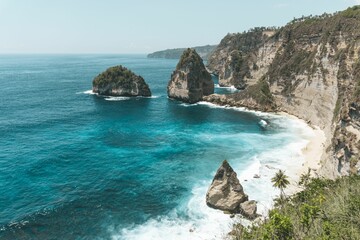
xmin=207 ymin=6 xmax=360 ymax=177
xmin=219 ymin=50 xmax=246 ymax=89
xmin=208 ymin=29 xmax=276 ymax=87
xmin=92 ymin=65 xmax=151 ymax=97
xmin=167 ymin=48 xmax=214 ymax=103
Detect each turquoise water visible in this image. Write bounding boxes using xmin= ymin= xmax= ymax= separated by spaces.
xmin=0 ymin=55 xmax=310 ymax=239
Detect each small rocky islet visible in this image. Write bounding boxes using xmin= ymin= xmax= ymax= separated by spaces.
xmin=206 ymin=160 xmax=258 ymax=220
xmin=92 ymin=65 xmax=151 ymax=97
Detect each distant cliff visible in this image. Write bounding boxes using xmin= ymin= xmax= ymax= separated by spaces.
xmin=147 ymin=45 xmax=217 ymax=60
xmin=206 ymin=6 xmax=360 ymax=177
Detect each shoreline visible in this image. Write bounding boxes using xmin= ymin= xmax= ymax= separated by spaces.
xmin=276 ymin=112 xmax=327 ymax=195
xmin=200 ymin=101 xmax=327 ymax=197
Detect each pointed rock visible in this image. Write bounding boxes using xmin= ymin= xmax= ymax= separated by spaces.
xmin=167 ymin=48 xmax=214 ymax=103
xmin=206 ymin=160 xmax=248 ymax=213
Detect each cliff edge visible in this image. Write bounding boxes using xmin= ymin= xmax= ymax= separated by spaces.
xmin=206 ymin=6 xmax=360 ymax=177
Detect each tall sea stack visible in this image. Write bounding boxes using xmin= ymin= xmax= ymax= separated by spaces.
xmin=167 ymin=48 xmax=214 ymax=103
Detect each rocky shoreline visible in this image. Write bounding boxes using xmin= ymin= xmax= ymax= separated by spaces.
xmin=205 ymin=9 xmax=360 ymax=178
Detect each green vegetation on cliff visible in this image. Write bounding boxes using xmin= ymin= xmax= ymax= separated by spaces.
xmin=232 ymin=174 xmax=360 ymax=240
xmin=176 ymin=48 xmax=205 ymax=70
xmin=207 ymin=27 xmax=276 ymax=74
xmin=265 ymin=5 xmax=360 ymax=94
xmin=92 ymin=65 xmax=151 ymax=97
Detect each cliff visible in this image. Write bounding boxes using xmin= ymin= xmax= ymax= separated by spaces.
xmin=167 ymin=48 xmax=214 ymax=103
xmin=207 ymin=6 xmax=360 ymax=177
xmin=92 ymin=65 xmax=151 ymax=97
xmin=147 ymin=45 xmax=217 ymax=60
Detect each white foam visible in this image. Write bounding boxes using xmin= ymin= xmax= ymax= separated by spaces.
xmin=112 ymin=182 xmax=236 ymax=240
xmin=214 ymin=84 xmax=238 ymax=92
xmin=196 ymin=101 xmax=268 ymax=116
xmin=139 ymin=95 xmax=160 ymax=99
xmin=105 ymin=96 xmax=131 ymax=101
xmin=78 ymin=89 xmax=97 ymax=95
xmin=110 ymin=107 xmax=314 ymax=240
xmin=78 ymin=90 xmax=160 ymax=100
xmin=259 ymin=119 xmax=268 ymax=128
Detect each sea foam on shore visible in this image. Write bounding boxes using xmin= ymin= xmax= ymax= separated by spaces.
xmin=112 ymin=104 xmax=323 ymax=240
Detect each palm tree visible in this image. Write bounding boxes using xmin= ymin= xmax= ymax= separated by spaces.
xmin=271 ymin=169 xmax=290 ymax=201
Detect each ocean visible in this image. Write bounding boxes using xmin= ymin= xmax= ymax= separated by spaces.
xmin=0 ymin=54 xmax=313 ymax=240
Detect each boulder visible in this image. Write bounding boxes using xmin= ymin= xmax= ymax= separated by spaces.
xmin=92 ymin=65 xmax=151 ymax=97
xmin=206 ymin=160 xmax=248 ymax=213
xmin=240 ymin=200 xmax=257 ymax=220
xmin=167 ymin=48 xmax=214 ymax=103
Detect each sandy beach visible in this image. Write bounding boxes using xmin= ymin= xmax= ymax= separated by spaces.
xmin=300 ymin=126 xmax=326 ymax=175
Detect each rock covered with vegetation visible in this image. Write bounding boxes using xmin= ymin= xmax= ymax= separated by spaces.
xmin=92 ymin=65 xmax=151 ymax=97
xmin=206 ymin=6 xmax=360 ymax=177
xmin=167 ymin=48 xmax=214 ymax=103
xmin=206 ymin=160 xmax=256 ymax=217
xmin=203 ymin=79 xmax=276 ymax=112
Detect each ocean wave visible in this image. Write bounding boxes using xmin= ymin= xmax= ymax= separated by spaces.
xmin=214 ymin=84 xmax=238 ymax=91
xmin=77 ymin=90 xmax=97 ymax=95
xmin=111 ymin=115 xmax=314 ymax=240
xmin=196 ymin=101 xmax=273 ymax=117
xmin=105 ymin=96 xmax=131 ymax=101
xmin=77 ymin=90 xmax=160 ymax=100
xmin=112 ymin=182 xmax=236 ymax=240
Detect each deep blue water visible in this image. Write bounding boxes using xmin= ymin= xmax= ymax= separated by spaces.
xmin=0 ymin=55 xmax=304 ymax=240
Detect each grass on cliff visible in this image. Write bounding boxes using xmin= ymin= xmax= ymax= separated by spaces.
xmin=232 ymin=174 xmax=360 ymax=240
xmin=241 ymin=79 xmax=275 ymax=107
xmin=265 ymin=5 xmax=360 ymax=93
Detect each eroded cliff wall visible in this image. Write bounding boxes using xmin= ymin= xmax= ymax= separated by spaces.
xmin=207 ymin=6 xmax=360 ymax=177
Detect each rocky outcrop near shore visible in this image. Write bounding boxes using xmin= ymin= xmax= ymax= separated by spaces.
xmin=206 ymin=160 xmax=257 ymax=219
xmin=206 ymin=7 xmax=360 ymax=177
xmin=203 ymin=79 xmax=276 ymax=112
xmin=92 ymin=65 xmax=151 ymax=97
xmin=167 ymin=48 xmax=214 ymax=103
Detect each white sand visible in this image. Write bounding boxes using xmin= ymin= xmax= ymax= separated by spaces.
xmin=300 ymin=126 xmax=326 ymax=175
xmin=275 ymin=112 xmax=327 ymax=195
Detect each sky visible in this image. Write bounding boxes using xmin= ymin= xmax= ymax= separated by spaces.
xmin=0 ymin=0 xmax=359 ymax=54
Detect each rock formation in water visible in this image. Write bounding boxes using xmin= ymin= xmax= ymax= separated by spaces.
xmin=167 ymin=48 xmax=214 ymax=103
xmin=92 ymin=65 xmax=151 ymax=97
xmin=206 ymin=160 xmax=251 ymax=214
xmin=206 ymin=6 xmax=360 ymax=177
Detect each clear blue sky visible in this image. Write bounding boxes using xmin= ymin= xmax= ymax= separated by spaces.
xmin=0 ymin=0 xmax=359 ymax=54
